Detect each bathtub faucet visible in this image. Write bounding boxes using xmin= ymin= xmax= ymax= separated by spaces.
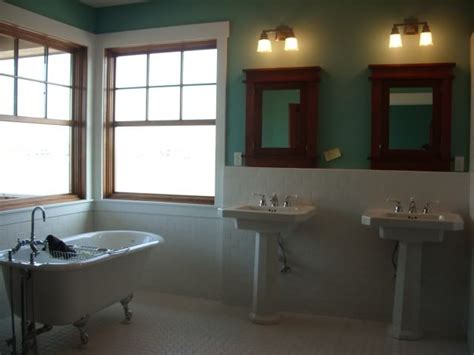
xmin=30 ymin=206 xmax=47 ymax=255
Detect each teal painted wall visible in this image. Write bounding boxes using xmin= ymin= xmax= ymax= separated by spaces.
xmin=4 ymin=0 xmax=472 ymax=169
xmin=94 ymin=0 xmax=473 ymax=169
xmin=4 ymin=0 xmax=96 ymax=33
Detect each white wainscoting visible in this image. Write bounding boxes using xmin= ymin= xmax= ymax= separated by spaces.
xmin=222 ymin=167 xmax=470 ymax=335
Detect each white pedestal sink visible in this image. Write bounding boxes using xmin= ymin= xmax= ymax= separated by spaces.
xmin=219 ymin=204 xmax=316 ymax=324
xmin=362 ymin=209 xmax=463 ymax=340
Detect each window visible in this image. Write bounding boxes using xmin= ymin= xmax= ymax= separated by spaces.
xmin=0 ymin=22 xmax=87 ymax=210
xmin=105 ymin=41 xmax=217 ymax=204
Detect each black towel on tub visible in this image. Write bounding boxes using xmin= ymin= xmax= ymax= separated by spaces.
xmin=43 ymin=235 xmax=76 ymax=259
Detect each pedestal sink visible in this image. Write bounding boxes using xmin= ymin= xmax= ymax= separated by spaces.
xmin=362 ymin=209 xmax=463 ymax=340
xmin=219 ymin=204 xmax=316 ymax=324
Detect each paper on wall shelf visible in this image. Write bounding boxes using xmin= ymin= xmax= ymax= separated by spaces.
xmin=324 ymin=148 xmax=342 ymax=162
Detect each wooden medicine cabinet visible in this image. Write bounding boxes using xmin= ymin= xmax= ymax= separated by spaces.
xmin=243 ymin=67 xmax=321 ymax=167
xmin=369 ymin=63 xmax=455 ymax=171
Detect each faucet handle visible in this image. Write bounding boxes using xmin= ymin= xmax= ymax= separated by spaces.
xmin=422 ymin=200 xmax=439 ymax=214
xmin=386 ymin=198 xmax=403 ymax=213
xmin=270 ymin=193 xmax=279 ymax=207
xmin=283 ymin=194 xmax=298 ymax=208
xmin=253 ymin=192 xmax=267 ymax=207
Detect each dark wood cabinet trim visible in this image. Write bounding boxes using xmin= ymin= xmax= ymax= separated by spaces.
xmin=369 ymin=63 xmax=455 ymax=171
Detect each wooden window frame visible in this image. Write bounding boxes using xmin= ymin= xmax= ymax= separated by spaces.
xmin=0 ymin=22 xmax=87 ymax=211
xmin=104 ymin=40 xmax=217 ymax=205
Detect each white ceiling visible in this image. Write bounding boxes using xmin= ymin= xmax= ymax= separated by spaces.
xmin=79 ymin=0 xmax=149 ymax=8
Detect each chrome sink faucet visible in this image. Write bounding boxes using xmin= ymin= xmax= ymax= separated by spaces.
xmin=408 ymin=197 xmax=417 ymax=214
xmin=283 ymin=195 xmax=298 ymax=207
xmin=270 ymin=193 xmax=279 ymax=207
xmin=30 ymin=206 xmax=46 ymax=254
xmin=253 ymin=193 xmax=267 ymax=207
xmin=386 ymin=198 xmax=403 ymax=213
xmin=422 ymin=200 xmax=439 ymax=214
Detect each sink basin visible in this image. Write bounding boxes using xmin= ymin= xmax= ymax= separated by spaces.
xmin=361 ymin=208 xmax=464 ymax=340
xmin=361 ymin=209 xmax=463 ymax=242
xmin=220 ymin=203 xmax=316 ymax=325
xmin=219 ymin=204 xmax=315 ymax=232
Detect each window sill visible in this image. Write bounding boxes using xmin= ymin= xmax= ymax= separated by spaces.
xmin=106 ymin=192 xmax=214 ymax=205
xmin=95 ymin=198 xmax=219 ymax=219
xmin=0 ymin=194 xmax=84 ymax=212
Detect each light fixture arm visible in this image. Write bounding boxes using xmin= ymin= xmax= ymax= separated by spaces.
xmin=257 ymin=25 xmax=298 ymax=53
xmin=392 ymin=18 xmax=429 ymax=35
xmin=260 ymin=25 xmax=295 ymax=41
xmin=389 ymin=17 xmax=433 ymax=48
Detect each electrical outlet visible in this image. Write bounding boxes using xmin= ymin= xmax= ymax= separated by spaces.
xmin=234 ymin=152 xmax=242 ymax=166
xmin=454 ymin=156 xmax=464 ymax=172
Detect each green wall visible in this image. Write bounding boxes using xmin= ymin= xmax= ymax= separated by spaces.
xmin=4 ymin=0 xmax=96 ymax=33
xmin=4 ymin=0 xmax=473 ymax=169
xmin=94 ymin=0 xmax=472 ymax=169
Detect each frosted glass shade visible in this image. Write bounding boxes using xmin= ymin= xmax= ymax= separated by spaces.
xmin=419 ymin=31 xmax=433 ymax=46
xmin=389 ymin=33 xmax=403 ymax=48
xmin=257 ymin=39 xmax=272 ymax=53
xmin=284 ymin=37 xmax=299 ymax=51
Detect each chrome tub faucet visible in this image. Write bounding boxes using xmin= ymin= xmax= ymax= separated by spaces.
xmin=30 ymin=206 xmax=46 ymax=254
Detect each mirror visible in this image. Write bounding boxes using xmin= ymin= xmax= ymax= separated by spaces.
xmin=369 ymin=63 xmax=455 ymax=171
xmin=388 ymin=87 xmax=433 ymax=150
xmin=261 ymin=89 xmax=300 ymax=148
xmin=243 ymin=67 xmax=321 ymax=168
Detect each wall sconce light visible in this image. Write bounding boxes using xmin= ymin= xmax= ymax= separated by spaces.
xmin=257 ymin=25 xmax=299 ymax=53
xmin=389 ymin=17 xmax=433 ymax=48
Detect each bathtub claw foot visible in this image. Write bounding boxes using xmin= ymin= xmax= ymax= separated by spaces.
xmin=120 ymin=294 xmax=134 ymax=322
xmin=73 ymin=315 xmax=90 ymax=346
xmin=80 ymin=333 xmax=89 ymax=345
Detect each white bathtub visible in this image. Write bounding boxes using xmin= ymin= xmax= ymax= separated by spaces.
xmin=0 ymin=230 xmax=163 ymax=328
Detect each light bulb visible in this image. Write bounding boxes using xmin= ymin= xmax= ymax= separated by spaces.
xmin=419 ymin=24 xmax=433 ymax=46
xmin=389 ymin=33 xmax=402 ymax=48
xmin=257 ymin=38 xmax=272 ymax=53
xmin=284 ymin=37 xmax=299 ymax=51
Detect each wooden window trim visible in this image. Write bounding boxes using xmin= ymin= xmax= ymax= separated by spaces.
xmin=104 ymin=41 xmax=217 ymax=205
xmin=0 ymin=22 xmax=87 ymax=211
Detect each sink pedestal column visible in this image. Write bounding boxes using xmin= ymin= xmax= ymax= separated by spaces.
xmin=249 ymin=232 xmax=280 ymax=325
xmin=390 ymin=241 xmax=423 ymax=340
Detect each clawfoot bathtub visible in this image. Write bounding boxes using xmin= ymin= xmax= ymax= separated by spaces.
xmin=0 ymin=230 xmax=164 ymax=349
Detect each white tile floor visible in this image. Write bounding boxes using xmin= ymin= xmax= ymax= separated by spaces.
xmin=0 ymin=291 xmax=468 ymax=355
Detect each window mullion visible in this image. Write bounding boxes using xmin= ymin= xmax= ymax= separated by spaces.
xmin=44 ymin=46 xmax=49 ymax=119
xmin=145 ymin=53 xmax=150 ymax=121
xmin=13 ymin=38 xmax=18 ymax=116
xmin=179 ymin=50 xmax=184 ymax=121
